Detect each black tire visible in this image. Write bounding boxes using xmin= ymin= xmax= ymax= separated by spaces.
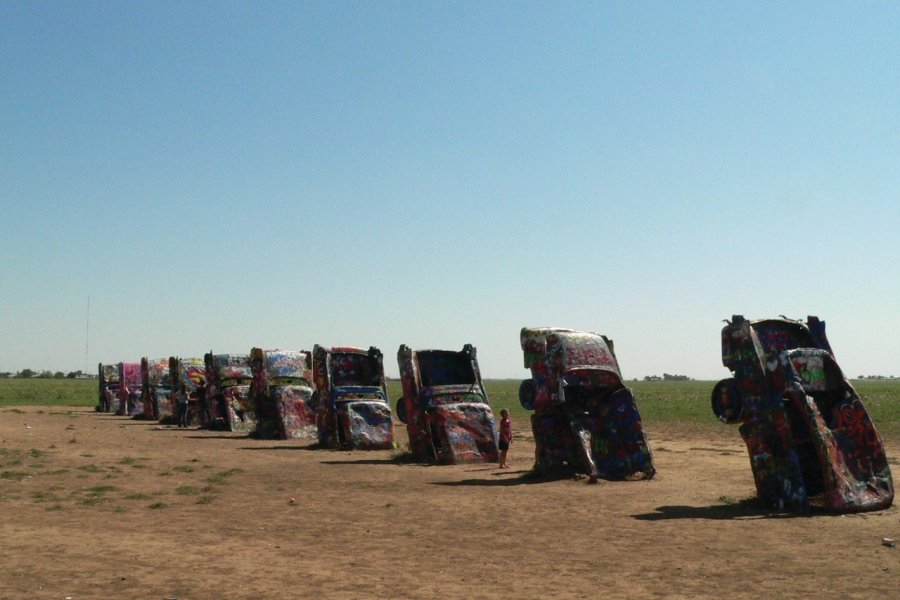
xmin=711 ymin=378 xmax=742 ymax=424
xmin=519 ymin=379 xmax=535 ymax=411
xmin=395 ymin=397 xmax=408 ymax=424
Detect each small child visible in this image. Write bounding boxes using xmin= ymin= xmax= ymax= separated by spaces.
xmin=498 ymin=408 xmax=512 ymax=469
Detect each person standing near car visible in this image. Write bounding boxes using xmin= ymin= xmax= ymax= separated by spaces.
xmin=498 ymin=408 xmax=512 ymax=468
xmin=177 ymin=387 xmax=189 ymax=428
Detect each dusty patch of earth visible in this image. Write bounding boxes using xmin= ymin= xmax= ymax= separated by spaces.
xmin=1 ymin=407 xmax=899 ymax=599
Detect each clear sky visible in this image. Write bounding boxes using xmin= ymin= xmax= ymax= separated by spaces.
xmin=1 ymin=2 xmax=898 ymax=380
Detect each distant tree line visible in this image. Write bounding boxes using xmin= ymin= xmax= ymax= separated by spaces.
xmin=643 ymin=373 xmax=693 ymax=381
xmin=0 ymin=369 xmax=93 ymax=379
xmin=856 ymin=375 xmax=897 ymax=380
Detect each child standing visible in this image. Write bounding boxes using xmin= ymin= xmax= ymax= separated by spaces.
xmin=498 ymin=408 xmax=512 ymax=469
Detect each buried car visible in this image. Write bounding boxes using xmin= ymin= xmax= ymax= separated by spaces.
xmin=249 ymin=348 xmax=317 ymax=439
xmin=519 ymin=327 xmax=655 ymax=482
xmin=140 ymin=357 xmax=172 ymax=420
xmin=116 ymin=362 xmax=143 ymax=417
xmin=169 ymin=357 xmax=207 ymax=426
xmin=713 ymin=315 xmax=893 ymax=512
xmin=204 ymin=353 xmax=254 ymax=432
xmin=312 ymin=345 xmax=394 ymax=450
xmin=97 ymin=363 xmax=120 ymax=413
xmin=396 ymin=344 xmax=498 ymax=464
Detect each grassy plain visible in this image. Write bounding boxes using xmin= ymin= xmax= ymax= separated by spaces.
xmin=3 ymin=377 xmax=898 ymax=434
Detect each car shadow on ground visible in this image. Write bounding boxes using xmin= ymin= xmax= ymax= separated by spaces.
xmin=432 ymin=470 xmax=579 ymax=487
xmin=631 ymin=501 xmax=811 ymax=521
xmin=319 ymin=458 xmax=406 ymax=466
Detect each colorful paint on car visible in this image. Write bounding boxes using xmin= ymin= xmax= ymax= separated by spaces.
xmin=249 ymin=348 xmax=317 ymax=439
xmin=116 ymin=362 xmax=143 ymax=417
xmin=204 ymin=353 xmax=254 ymax=433
xmin=313 ymin=345 xmax=394 ymax=450
xmin=713 ymin=315 xmax=893 ymax=512
xmin=397 ymin=344 xmax=498 ymax=464
xmin=97 ymin=363 xmax=120 ymax=413
xmin=519 ymin=327 xmax=655 ymax=481
xmin=140 ymin=357 xmax=172 ymax=420
xmin=169 ymin=357 xmax=207 ymax=426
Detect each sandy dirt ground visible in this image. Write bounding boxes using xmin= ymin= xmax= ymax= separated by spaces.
xmin=1 ymin=406 xmax=899 ymax=599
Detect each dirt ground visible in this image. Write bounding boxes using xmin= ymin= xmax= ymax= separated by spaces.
xmin=1 ymin=407 xmax=899 ymax=599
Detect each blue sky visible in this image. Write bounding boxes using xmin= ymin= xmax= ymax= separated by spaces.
xmin=1 ymin=2 xmax=898 ymax=379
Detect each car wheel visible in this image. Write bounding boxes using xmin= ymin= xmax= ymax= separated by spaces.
xmin=711 ymin=378 xmax=742 ymax=424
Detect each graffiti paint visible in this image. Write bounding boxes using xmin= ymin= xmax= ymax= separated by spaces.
xmin=204 ymin=353 xmax=255 ymax=433
xmin=397 ymin=344 xmax=499 ymax=464
xmin=97 ymin=363 xmax=120 ymax=413
xmin=519 ymin=327 xmax=655 ymax=481
xmin=313 ymin=345 xmax=394 ymax=450
xmin=249 ymin=349 xmax=317 ymax=440
xmin=168 ymin=357 xmax=207 ymax=427
xmin=117 ymin=362 xmax=143 ymax=417
xmin=713 ymin=315 xmax=893 ymax=512
xmin=140 ymin=357 xmax=172 ymax=420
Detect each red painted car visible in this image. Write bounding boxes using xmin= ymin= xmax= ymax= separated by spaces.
xmin=396 ymin=344 xmax=498 ymax=464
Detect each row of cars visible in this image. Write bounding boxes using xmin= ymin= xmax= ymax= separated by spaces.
xmin=97 ymin=345 xmax=501 ymax=462
xmin=96 ymin=316 xmax=894 ymax=513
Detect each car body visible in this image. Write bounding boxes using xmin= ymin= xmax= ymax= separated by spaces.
xmin=116 ymin=362 xmax=143 ymax=417
xmin=97 ymin=363 xmax=120 ymax=413
xmin=204 ymin=353 xmax=255 ymax=432
xmin=713 ymin=315 xmax=893 ymax=512
xmin=519 ymin=327 xmax=655 ymax=481
xmin=169 ymin=357 xmax=207 ymax=426
xmin=396 ymin=344 xmax=498 ymax=464
xmin=140 ymin=357 xmax=172 ymax=420
xmin=312 ymin=345 xmax=394 ymax=450
xmin=249 ymin=348 xmax=317 ymax=439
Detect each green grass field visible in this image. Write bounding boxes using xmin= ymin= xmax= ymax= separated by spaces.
xmin=2 ymin=378 xmax=898 ymax=434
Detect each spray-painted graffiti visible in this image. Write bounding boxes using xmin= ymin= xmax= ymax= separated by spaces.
xmin=249 ymin=349 xmax=317 ymax=439
xmin=519 ymin=327 xmax=655 ymax=482
xmin=140 ymin=357 xmax=172 ymax=420
xmin=97 ymin=363 xmax=120 ymax=413
xmin=117 ymin=362 xmax=143 ymax=417
xmin=397 ymin=344 xmax=498 ymax=464
xmin=313 ymin=345 xmax=394 ymax=450
xmin=204 ymin=353 xmax=254 ymax=433
xmin=168 ymin=357 xmax=207 ymax=427
xmin=713 ymin=315 xmax=893 ymax=512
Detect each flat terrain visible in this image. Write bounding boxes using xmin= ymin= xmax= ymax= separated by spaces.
xmin=2 ymin=405 xmax=899 ymax=599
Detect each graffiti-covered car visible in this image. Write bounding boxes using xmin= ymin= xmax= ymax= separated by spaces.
xmin=313 ymin=345 xmax=394 ymax=450
xmin=204 ymin=353 xmax=254 ymax=432
xmin=249 ymin=348 xmax=317 ymax=439
xmin=140 ymin=357 xmax=172 ymax=420
xmin=519 ymin=327 xmax=655 ymax=482
xmin=169 ymin=357 xmax=207 ymax=427
xmin=116 ymin=362 xmax=143 ymax=417
xmin=97 ymin=363 xmax=120 ymax=413
xmin=713 ymin=315 xmax=893 ymax=512
xmin=397 ymin=344 xmax=498 ymax=464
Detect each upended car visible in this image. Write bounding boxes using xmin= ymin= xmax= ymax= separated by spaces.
xmin=713 ymin=315 xmax=893 ymax=512
xmin=204 ymin=352 xmax=255 ymax=432
xmin=249 ymin=348 xmax=317 ymax=439
xmin=168 ymin=356 xmax=207 ymax=426
xmin=312 ymin=345 xmax=394 ymax=450
xmin=396 ymin=344 xmax=499 ymax=464
xmin=140 ymin=357 xmax=172 ymax=420
xmin=519 ymin=327 xmax=655 ymax=482
xmin=97 ymin=363 xmax=120 ymax=413
xmin=116 ymin=362 xmax=143 ymax=417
